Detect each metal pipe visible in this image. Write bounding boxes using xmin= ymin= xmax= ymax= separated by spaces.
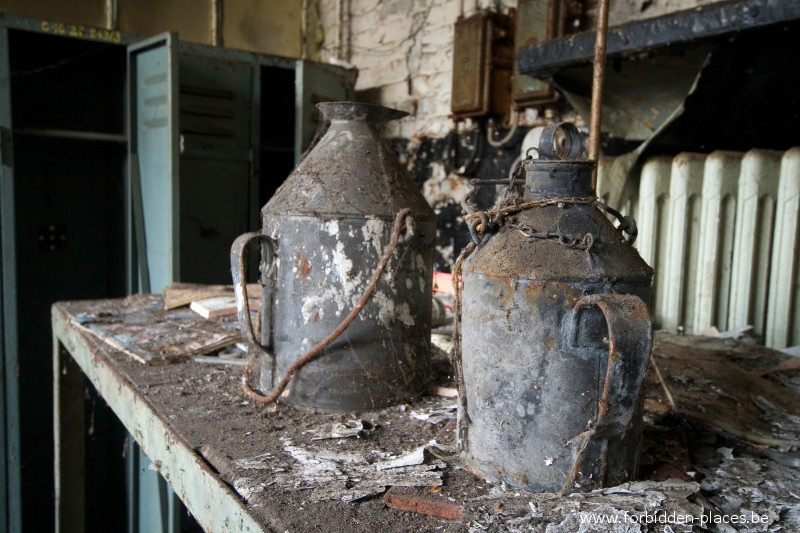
xmin=105 ymin=0 xmax=118 ymax=30
xmin=211 ymin=0 xmax=223 ymax=46
xmin=589 ymin=0 xmax=610 ymax=189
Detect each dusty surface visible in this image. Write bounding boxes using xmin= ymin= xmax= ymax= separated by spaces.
xmin=58 ymin=298 xmax=800 ymax=532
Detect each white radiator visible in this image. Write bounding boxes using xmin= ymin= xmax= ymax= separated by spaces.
xmin=598 ymin=148 xmax=800 ymax=349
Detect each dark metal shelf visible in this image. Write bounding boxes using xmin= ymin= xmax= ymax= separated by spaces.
xmin=518 ymin=0 xmax=800 ymax=77
xmin=13 ymin=128 xmax=126 ymax=143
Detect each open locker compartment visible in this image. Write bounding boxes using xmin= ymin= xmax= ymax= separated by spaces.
xmin=0 ymin=15 xmax=355 ymax=531
xmin=4 ymin=27 xmax=129 ymax=533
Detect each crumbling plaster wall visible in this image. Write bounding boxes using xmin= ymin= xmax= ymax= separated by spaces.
xmin=317 ymin=0 xmax=722 ymax=140
xmin=318 ymin=0 xmax=468 ymax=139
xmin=316 ymin=0 xmax=723 ymax=271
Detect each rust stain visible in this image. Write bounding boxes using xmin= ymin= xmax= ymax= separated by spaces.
xmin=384 ymin=487 xmax=463 ymax=521
xmin=599 ymin=370 xmax=613 ymax=416
xmin=296 ymin=253 xmax=312 ymax=278
xmin=628 ymin=300 xmax=650 ymax=322
xmin=544 ymin=335 xmax=554 ymax=349
xmin=608 ymin=338 xmax=619 ymax=362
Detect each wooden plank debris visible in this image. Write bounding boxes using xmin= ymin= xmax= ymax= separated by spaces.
xmin=644 ymin=333 xmax=800 ymax=449
xmin=190 ymin=296 xmax=259 ymax=319
xmin=162 ymin=282 xmax=261 ymax=310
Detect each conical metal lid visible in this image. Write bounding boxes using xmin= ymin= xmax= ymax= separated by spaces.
xmin=263 ymin=102 xmax=433 ymax=221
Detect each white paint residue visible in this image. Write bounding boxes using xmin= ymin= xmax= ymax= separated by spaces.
xmin=361 ymin=219 xmax=385 ymax=254
xmin=373 ymin=291 xmax=395 ymax=326
xmin=397 ymin=302 xmax=415 ymax=326
xmin=405 ymin=278 xmax=413 ymax=290
xmin=302 ymin=286 xmax=347 ymax=323
xmin=332 ymin=241 xmax=354 ymax=280
xmin=415 ymin=253 xmax=426 ymax=271
xmin=302 ymin=291 xmax=327 ymax=323
xmin=234 ymin=284 xmax=246 ymax=313
xmin=325 ymin=220 xmax=339 ymax=236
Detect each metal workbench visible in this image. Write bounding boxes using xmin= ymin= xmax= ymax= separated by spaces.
xmin=52 ymin=299 xmax=264 ymax=532
xmin=51 ymin=297 xmax=467 ymax=533
xmin=52 ymin=297 xmax=800 ymax=533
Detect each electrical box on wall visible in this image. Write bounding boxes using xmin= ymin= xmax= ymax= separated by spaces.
xmin=513 ymin=0 xmax=563 ymax=107
xmin=451 ymin=11 xmax=514 ymax=122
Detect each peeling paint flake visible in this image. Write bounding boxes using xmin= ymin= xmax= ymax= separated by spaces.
xmin=361 ymin=219 xmax=385 ymax=254
xmin=325 ymin=220 xmax=340 ymax=236
xmin=398 ymin=302 xmax=415 ymax=326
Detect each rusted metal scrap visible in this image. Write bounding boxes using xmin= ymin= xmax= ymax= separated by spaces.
xmin=384 ymin=487 xmax=463 ymax=521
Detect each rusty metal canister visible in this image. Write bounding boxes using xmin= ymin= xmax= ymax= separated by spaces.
xmin=458 ymin=123 xmax=654 ymax=493
xmin=231 ymin=102 xmax=436 ymax=411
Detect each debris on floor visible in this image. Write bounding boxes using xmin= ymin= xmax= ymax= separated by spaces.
xmin=64 ymin=294 xmax=800 ymax=531
xmin=460 ymin=479 xmax=702 ymax=533
xmin=697 ymin=448 xmax=800 ymax=533
xmin=410 ymin=404 xmax=457 ymax=425
xmin=644 ymin=333 xmax=800 ymax=450
xmin=232 ymin=438 xmax=445 ymax=503
xmin=310 ymin=419 xmax=379 ymax=440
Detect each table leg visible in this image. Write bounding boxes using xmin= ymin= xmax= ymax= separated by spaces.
xmin=53 ymin=339 xmax=85 ymax=533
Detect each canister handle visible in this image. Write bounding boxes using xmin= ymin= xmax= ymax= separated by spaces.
xmin=562 ymin=293 xmax=652 ymax=492
xmin=568 ymin=293 xmax=652 ymax=436
xmin=231 ymin=232 xmax=276 ymax=355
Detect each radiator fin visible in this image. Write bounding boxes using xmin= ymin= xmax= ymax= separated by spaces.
xmin=693 ymin=151 xmax=741 ymax=335
xmin=635 ymin=156 xmax=672 ymax=329
xmin=663 ymin=153 xmax=705 ymax=332
xmin=728 ymin=149 xmax=781 ymax=337
xmin=766 ymin=147 xmax=800 ymax=348
xmin=600 ymin=147 xmax=800 ymax=348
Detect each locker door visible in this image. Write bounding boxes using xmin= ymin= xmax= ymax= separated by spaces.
xmin=128 ymin=33 xmax=180 ymax=294
xmin=0 ymin=23 xmax=20 ymax=533
xmin=178 ymin=51 xmax=254 ymax=284
xmin=294 ymin=60 xmax=355 ymax=163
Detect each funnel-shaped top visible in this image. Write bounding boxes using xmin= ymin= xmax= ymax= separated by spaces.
xmin=263 ymin=102 xmax=432 ymax=221
xmin=318 ymin=101 xmax=409 ymax=123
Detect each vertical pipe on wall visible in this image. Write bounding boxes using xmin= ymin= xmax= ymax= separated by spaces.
xmin=301 ymin=0 xmax=309 ymax=59
xmin=211 ymin=0 xmax=223 ymax=46
xmin=339 ymin=0 xmax=350 ymax=62
xmin=105 ymin=0 xmax=118 ymax=30
xmin=589 ymin=0 xmax=609 ymax=189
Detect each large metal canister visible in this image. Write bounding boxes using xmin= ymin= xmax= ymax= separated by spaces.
xmin=231 ymin=102 xmax=436 ymax=411
xmin=458 ymin=123 xmax=654 ymax=493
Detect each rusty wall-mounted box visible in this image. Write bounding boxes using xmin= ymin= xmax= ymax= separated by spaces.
xmin=451 ymin=11 xmax=514 ymax=120
xmin=513 ymin=0 xmax=564 ymax=107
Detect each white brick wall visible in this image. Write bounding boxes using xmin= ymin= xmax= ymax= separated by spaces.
xmin=318 ymin=0 xmax=721 ymax=140
xmin=321 ymin=0 xmax=479 ymax=138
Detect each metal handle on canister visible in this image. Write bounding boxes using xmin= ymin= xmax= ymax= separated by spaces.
xmin=567 ymin=293 xmax=652 ymax=436
xmin=230 ymin=232 xmax=276 ymax=354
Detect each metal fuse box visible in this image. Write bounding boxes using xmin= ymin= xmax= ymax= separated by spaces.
xmin=513 ymin=0 xmax=563 ymax=107
xmin=451 ymin=11 xmax=514 ymax=120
